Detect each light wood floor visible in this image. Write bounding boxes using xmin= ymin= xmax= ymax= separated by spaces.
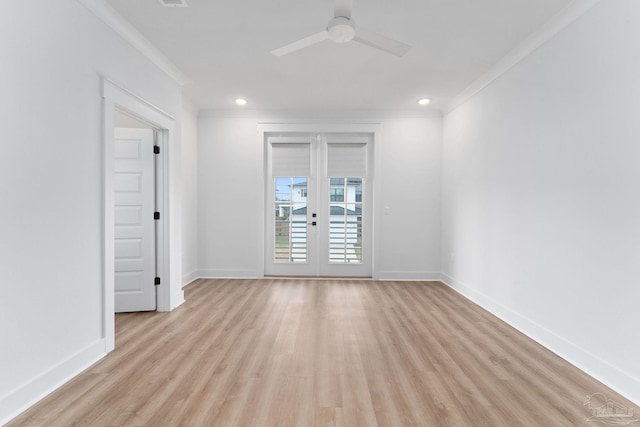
xmin=8 ymin=279 xmax=636 ymax=426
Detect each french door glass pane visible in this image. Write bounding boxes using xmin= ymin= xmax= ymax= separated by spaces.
xmin=329 ymin=177 xmax=362 ymax=263
xmin=275 ymin=177 xmax=307 ymax=262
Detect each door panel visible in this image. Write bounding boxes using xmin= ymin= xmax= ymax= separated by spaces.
xmin=114 ymin=128 xmax=156 ymax=312
xmin=265 ymin=136 xmax=317 ymax=276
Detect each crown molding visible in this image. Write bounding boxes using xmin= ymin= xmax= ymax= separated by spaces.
xmin=198 ymin=108 xmax=443 ymax=120
xmin=76 ymin=0 xmax=190 ymax=86
xmin=444 ymin=0 xmax=601 ymax=115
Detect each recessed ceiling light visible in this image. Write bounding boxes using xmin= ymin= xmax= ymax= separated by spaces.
xmin=417 ymin=98 xmax=431 ymax=106
xmin=159 ymin=0 xmax=188 ymax=7
xmin=234 ymin=98 xmax=248 ymax=106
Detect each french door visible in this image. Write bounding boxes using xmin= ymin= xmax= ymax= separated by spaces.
xmin=265 ymin=133 xmax=372 ymax=277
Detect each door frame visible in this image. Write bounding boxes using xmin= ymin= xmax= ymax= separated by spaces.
xmin=102 ymin=79 xmax=181 ymax=352
xmin=258 ymin=122 xmax=382 ymax=278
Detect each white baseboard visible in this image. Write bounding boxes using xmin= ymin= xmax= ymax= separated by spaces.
xmin=198 ymin=269 xmax=260 ymax=279
xmin=181 ymin=269 xmax=199 ymax=287
xmin=0 ymin=339 xmax=107 ymax=426
xmin=375 ymin=271 xmax=442 ymax=281
xmin=440 ymin=273 xmax=640 ymax=406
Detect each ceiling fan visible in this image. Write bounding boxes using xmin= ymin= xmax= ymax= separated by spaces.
xmin=271 ymin=0 xmax=411 ymax=57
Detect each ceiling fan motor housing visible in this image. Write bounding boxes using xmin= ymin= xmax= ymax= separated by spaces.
xmin=327 ymin=16 xmax=356 ymax=43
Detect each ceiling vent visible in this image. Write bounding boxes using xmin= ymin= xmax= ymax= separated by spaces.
xmin=159 ymin=0 xmax=188 ymax=7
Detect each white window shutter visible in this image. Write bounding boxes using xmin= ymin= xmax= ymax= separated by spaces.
xmin=326 ymin=140 xmax=368 ymax=178
xmin=270 ymin=140 xmax=311 ymax=177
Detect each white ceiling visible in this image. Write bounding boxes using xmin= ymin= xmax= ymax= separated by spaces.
xmin=105 ymin=0 xmax=572 ymax=113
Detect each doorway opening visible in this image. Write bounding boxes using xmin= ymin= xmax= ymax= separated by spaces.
xmin=102 ymin=79 xmax=178 ymax=352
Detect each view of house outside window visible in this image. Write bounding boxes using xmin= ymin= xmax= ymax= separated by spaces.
xmin=273 ymin=177 xmax=363 ymax=264
xmin=329 ymin=178 xmax=363 ymax=263
xmin=274 ymin=177 xmax=307 ymax=262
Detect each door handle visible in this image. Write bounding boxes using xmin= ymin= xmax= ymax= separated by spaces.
xmin=308 ymin=221 xmax=317 ymax=226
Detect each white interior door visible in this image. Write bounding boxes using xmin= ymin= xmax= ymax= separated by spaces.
xmin=114 ymin=128 xmax=156 ymax=312
xmin=265 ymin=133 xmax=372 ymax=277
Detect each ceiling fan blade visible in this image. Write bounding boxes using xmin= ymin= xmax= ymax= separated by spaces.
xmin=354 ymin=27 xmax=411 ymax=57
xmin=334 ymin=0 xmax=353 ymax=18
xmin=271 ymin=31 xmax=329 ymax=56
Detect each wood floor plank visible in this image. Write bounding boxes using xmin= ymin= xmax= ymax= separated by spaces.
xmin=7 ymin=279 xmax=637 ymax=426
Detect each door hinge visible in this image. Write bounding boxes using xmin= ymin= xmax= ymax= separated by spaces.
xmin=154 ymin=277 xmax=161 ymax=286
xmin=154 ymin=212 xmax=160 ymax=220
xmin=153 ymin=145 xmax=160 ymax=154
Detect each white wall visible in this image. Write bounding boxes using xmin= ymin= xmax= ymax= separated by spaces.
xmin=0 ymin=1 xmax=183 ymax=423
xmin=197 ymin=115 xmax=441 ymax=279
xmin=442 ymin=0 xmax=640 ymax=404
xmin=376 ymin=119 xmax=441 ymax=279
xmin=198 ymin=118 xmax=263 ymax=278
xmin=181 ymin=98 xmax=199 ymax=285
